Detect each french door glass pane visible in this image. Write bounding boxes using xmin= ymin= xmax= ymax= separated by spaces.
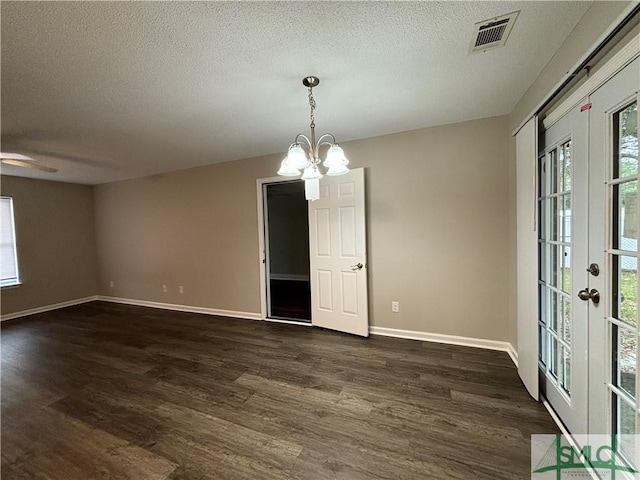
xmin=551 ymin=197 xmax=559 ymax=241
xmin=562 ymin=297 xmax=571 ymax=345
xmin=616 ymin=394 xmax=636 ymax=461
xmin=551 ymin=245 xmax=559 ymax=287
xmin=561 ymin=344 xmax=571 ymax=393
xmin=539 ymin=143 xmax=572 ymax=397
xmin=615 ymin=102 xmax=638 ymax=179
xmin=562 ymin=141 xmax=572 ymax=191
xmin=550 ymin=291 xmax=558 ymax=332
xmin=550 ymin=337 xmax=558 ymax=378
xmin=614 ymin=181 xmax=639 ymax=251
xmin=539 ymin=323 xmax=547 ymax=365
xmin=561 ymin=195 xmax=571 ymax=243
xmin=616 ymin=325 xmax=637 ymax=399
xmin=562 ymin=245 xmax=571 ymax=293
xmin=610 ymin=101 xmax=639 ymax=456
xmin=539 ymin=199 xmax=546 ymax=241
xmin=614 ymin=255 xmax=638 ymax=327
xmin=539 ymin=284 xmax=547 ymax=325
xmin=550 ymin=150 xmax=558 ymax=194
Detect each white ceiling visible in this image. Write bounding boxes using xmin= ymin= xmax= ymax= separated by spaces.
xmin=1 ymin=1 xmax=592 ymax=185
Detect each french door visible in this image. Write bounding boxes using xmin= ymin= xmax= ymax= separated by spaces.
xmin=590 ymin=58 xmax=639 ymax=457
xmin=540 ymin=57 xmax=639 ymax=450
xmin=538 ymin=96 xmax=589 ymax=435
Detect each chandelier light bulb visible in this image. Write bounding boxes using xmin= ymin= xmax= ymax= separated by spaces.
xmin=302 ymin=165 xmax=323 ymax=180
xmin=326 ymin=164 xmax=350 ymax=176
xmin=277 ymin=158 xmax=300 ymax=176
xmin=287 ymin=145 xmax=311 ymax=169
xmin=323 ymin=144 xmax=349 ymax=168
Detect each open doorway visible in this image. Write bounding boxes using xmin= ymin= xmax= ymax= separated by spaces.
xmin=258 ymin=168 xmax=368 ymax=334
xmin=263 ymin=180 xmax=311 ymax=322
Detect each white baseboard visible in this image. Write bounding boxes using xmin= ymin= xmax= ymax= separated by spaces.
xmin=541 ymin=398 xmax=599 ymax=480
xmin=369 ymin=326 xmax=517 ymax=366
xmin=96 ymin=295 xmax=262 ymax=321
xmin=1 ymin=295 xmax=99 ymax=322
xmin=507 ymin=343 xmax=519 ymax=368
xmin=542 ymin=397 xmax=569 ymax=436
xmin=2 ymin=296 xmax=520 ymax=371
xmin=265 ymin=317 xmax=312 ymax=327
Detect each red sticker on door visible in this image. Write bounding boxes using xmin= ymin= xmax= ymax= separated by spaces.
xmin=580 ymin=103 xmax=592 ymax=112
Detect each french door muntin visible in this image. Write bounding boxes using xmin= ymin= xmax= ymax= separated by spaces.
xmin=605 ymin=96 xmax=639 ymax=463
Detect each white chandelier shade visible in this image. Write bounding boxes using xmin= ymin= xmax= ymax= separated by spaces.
xmin=286 ymin=145 xmax=311 ymax=170
xmin=277 ymin=158 xmax=301 ymax=176
xmin=323 ymin=145 xmax=349 ymax=168
xmin=326 ymin=163 xmax=349 ymax=176
xmin=278 ymin=76 xmax=350 ymax=201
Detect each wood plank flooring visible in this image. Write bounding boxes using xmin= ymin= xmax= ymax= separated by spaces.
xmin=1 ymin=301 xmax=558 ymax=479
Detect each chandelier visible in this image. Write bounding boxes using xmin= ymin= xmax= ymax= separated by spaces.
xmin=277 ymin=76 xmax=350 ymax=201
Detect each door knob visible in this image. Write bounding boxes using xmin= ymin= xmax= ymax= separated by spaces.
xmin=351 ymin=263 xmax=363 ymax=271
xmin=587 ymin=263 xmax=600 ymax=276
xmin=578 ymin=288 xmax=600 ymax=305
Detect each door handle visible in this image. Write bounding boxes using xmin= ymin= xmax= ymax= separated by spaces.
xmin=578 ymin=288 xmax=600 ymax=305
xmin=587 ymin=263 xmax=600 ymax=276
xmin=351 ymin=263 xmax=363 ymax=271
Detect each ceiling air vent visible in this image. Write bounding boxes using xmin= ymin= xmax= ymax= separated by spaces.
xmin=469 ymin=11 xmax=519 ymax=54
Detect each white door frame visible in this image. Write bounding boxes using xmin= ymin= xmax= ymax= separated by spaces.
xmin=256 ymin=176 xmax=312 ymax=326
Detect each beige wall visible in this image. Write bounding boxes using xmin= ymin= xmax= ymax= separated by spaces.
xmin=1 ymin=175 xmax=98 ymax=315
xmin=94 ymin=156 xmax=274 ymax=314
xmin=95 ymin=115 xmax=511 ymax=341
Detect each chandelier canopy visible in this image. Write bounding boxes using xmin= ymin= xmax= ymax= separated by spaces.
xmin=277 ymin=76 xmax=350 ymax=201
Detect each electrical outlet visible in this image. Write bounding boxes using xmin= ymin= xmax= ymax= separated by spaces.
xmin=391 ymin=301 xmax=400 ymax=313
xmin=109 ymin=280 xmax=114 ymax=288
xmin=162 ymin=284 xmax=168 ymax=293
xmin=179 ymin=286 xmax=184 ymax=294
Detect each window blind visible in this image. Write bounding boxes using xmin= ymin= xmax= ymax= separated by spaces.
xmin=0 ymin=197 xmax=19 ymax=287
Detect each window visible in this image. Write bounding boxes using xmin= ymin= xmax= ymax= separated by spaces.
xmin=0 ymin=197 xmax=20 ymax=287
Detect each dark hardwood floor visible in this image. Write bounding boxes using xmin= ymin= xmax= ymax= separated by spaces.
xmin=269 ymin=279 xmax=311 ymax=321
xmin=1 ymin=301 xmax=558 ymax=479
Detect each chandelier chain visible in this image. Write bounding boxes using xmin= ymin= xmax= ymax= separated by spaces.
xmin=308 ymin=87 xmax=316 ymax=130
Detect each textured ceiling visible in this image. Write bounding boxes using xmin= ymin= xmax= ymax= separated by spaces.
xmin=1 ymin=1 xmax=592 ymax=184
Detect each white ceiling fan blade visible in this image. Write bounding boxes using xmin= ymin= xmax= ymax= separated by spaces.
xmin=0 ymin=152 xmax=58 ymax=173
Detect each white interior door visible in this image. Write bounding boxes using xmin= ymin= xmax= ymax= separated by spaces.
xmin=539 ymin=99 xmax=590 ymax=434
xmin=588 ymin=58 xmax=639 ymax=458
xmin=308 ymin=167 xmax=369 ymax=336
